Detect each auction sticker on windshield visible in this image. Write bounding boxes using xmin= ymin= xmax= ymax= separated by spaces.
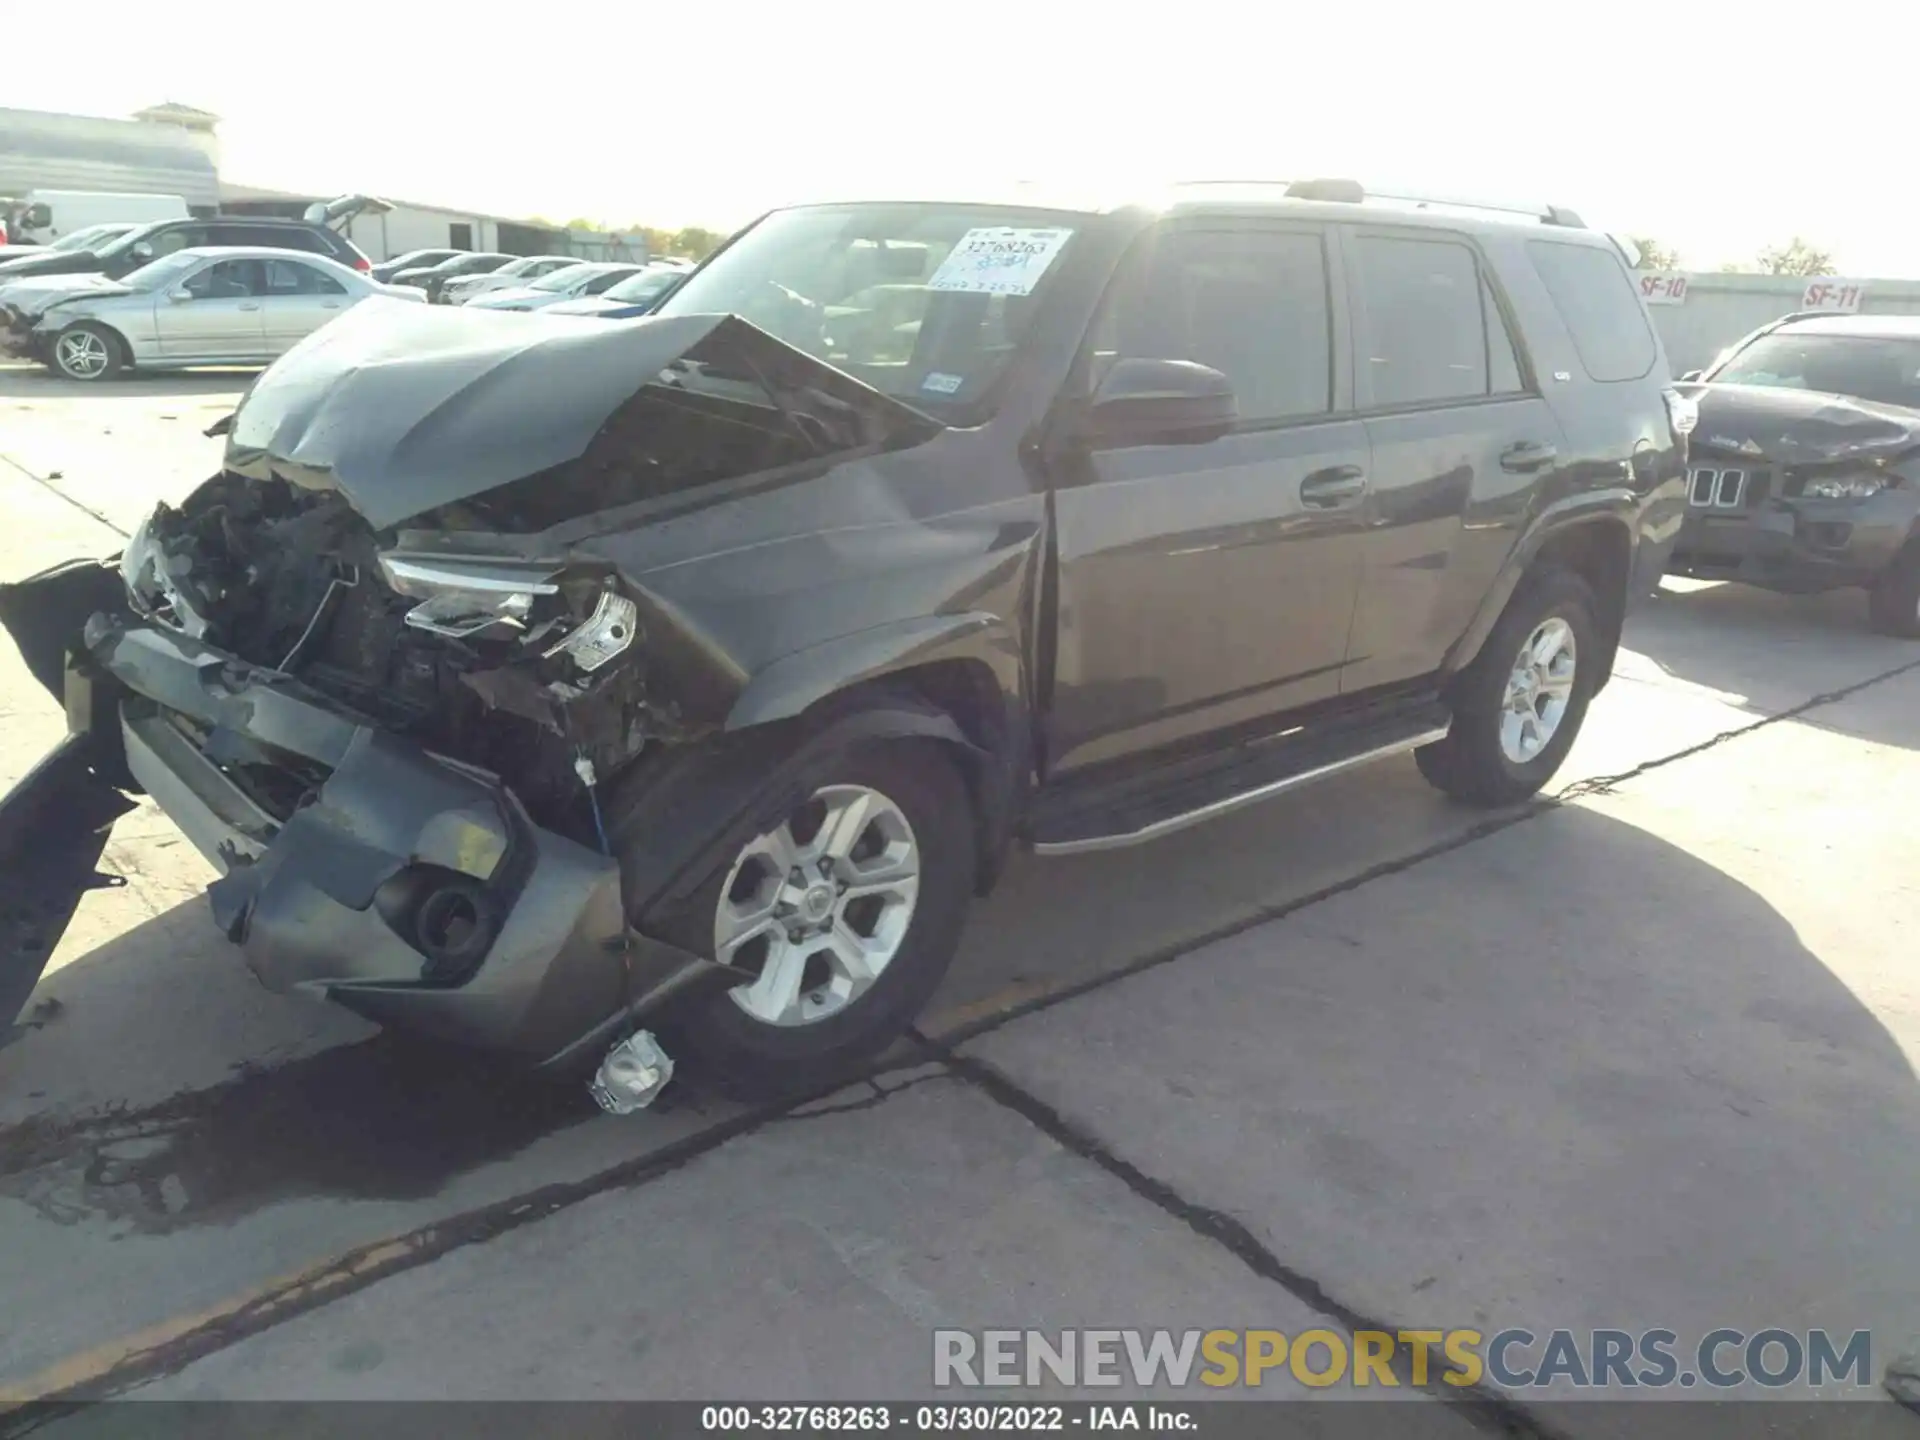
xmin=928 ymin=227 xmax=1073 ymax=296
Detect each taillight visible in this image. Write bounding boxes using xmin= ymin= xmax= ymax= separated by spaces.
xmin=353 ymin=256 xmax=370 ymax=272
xmin=1662 ymin=387 xmax=1698 ymax=438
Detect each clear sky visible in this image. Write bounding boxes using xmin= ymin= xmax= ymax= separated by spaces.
xmin=9 ymin=0 xmax=1917 ymax=275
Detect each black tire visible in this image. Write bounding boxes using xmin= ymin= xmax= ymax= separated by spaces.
xmin=48 ymin=322 xmax=125 ymax=382
xmin=1416 ymin=567 xmax=1602 ymax=808
xmin=646 ymin=739 xmax=975 ymax=1100
xmin=1867 ymin=541 xmax=1920 ymax=639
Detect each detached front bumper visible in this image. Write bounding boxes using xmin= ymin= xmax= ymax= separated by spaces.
xmin=1669 ymin=492 xmax=1918 ymax=592
xmin=77 ymin=613 xmax=639 ymax=1064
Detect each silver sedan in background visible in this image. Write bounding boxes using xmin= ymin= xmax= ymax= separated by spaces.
xmin=17 ymin=247 xmax=425 ymax=381
xmin=464 ymin=261 xmax=650 ymax=312
xmin=440 ymin=254 xmax=583 ymax=305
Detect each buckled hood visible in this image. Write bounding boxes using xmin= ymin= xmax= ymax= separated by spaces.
xmin=220 ymin=300 xmax=943 ymax=532
xmin=1677 ymin=381 xmax=1920 ymax=464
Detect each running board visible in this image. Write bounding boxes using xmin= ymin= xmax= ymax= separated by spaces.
xmin=1031 ymin=710 xmax=1452 ymax=856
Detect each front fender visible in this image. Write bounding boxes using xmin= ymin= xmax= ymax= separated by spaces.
xmin=724 ymin=611 xmax=1024 ymax=731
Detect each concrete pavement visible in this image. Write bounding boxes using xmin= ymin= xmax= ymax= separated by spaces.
xmin=2 ymin=367 xmax=1917 ymax=1433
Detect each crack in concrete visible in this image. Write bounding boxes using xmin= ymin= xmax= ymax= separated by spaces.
xmin=0 ymin=452 xmax=128 ymax=541
xmin=919 ymin=1040 xmax=1569 ymax=1439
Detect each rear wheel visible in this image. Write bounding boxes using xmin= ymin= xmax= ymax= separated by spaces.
xmin=1417 ymin=567 xmax=1601 ymax=807
xmin=646 ymin=740 xmax=975 ymax=1098
xmin=1866 ymin=542 xmax=1920 ymax=639
xmin=49 ymin=323 xmax=124 ymax=382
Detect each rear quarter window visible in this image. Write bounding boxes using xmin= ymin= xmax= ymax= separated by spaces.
xmin=1526 ymin=240 xmax=1657 ymax=383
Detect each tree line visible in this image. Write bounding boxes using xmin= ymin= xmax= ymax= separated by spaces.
xmin=1627 ymin=235 xmax=1837 ymax=276
xmin=530 ymin=221 xmax=729 ymax=260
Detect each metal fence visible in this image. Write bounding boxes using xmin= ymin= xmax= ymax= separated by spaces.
xmin=1635 ymin=271 xmax=1920 ymax=376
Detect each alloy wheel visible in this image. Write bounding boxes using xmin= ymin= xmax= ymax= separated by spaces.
xmin=54 ymin=330 xmax=109 ymax=380
xmin=1499 ymin=617 xmax=1577 ymax=764
xmin=714 ymin=784 xmax=921 ymax=1027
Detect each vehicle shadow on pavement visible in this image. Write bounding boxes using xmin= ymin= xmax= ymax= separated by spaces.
xmin=967 ymin=801 xmax=1920 ymax=1410
xmin=1626 ymin=580 xmax=1918 ymax=749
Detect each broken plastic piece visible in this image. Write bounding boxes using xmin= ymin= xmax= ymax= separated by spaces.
xmin=545 ymin=591 xmax=638 ymax=672
xmin=589 ymin=1029 xmax=675 ymax=1114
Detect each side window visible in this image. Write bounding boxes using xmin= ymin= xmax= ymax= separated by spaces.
xmin=145 ymin=227 xmax=200 ymax=259
xmin=1527 ymin=240 xmax=1657 ymax=382
xmin=1349 ymin=235 xmax=1488 ymax=408
xmin=1100 ymin=227 xmax=1333 ymax=423
xmin=585 ymin=270 xmax=629 ymax=294
xmin=183 ymin=260 xmax=265 ymax=299
xmin=1484 ymin=277 xmax=1525 ymax=394
xmin=264 ymin=260 xmax=347 ymax=296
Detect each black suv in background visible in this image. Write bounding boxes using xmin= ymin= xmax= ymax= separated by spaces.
xmin=1672 ymin=313 xmax=1920 ymax=635
xmin=0 ymin=179 xmax=1691 ymax=1099
xmin=0 ymin=210 xmax=374 ymax=283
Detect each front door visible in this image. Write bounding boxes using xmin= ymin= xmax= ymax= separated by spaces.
xmin=259 ymin=257 xmax=351 ymax=353
xmin=1336 ymin=226 xmax=1565 ymax=693
xmin=1045 ymin=220 xmax=1371 ymax=778
xmin=155 ymin=258 xmax=267 ymax=360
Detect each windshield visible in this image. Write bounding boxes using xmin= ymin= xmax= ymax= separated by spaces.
xmin=1712 ymin=333 xmax=1920 ymax=412
xmin=492 ymin=256 xmax=545 ymax=277
xmin=531 ymin=263 xmax=598 ymax=292
xmin=119 ymin=252 xmax=204 ymax=292
xmin=49 ymin=225 xmax=120 ymax=253
xmin=653 ymin=202 xmax=1085 ymax=411
xmin=603 ymin=268 xmax=683 ymax=304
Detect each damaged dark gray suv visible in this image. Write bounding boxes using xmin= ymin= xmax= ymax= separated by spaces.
xmin=0 ymin=181 xmax=1690 ymax=1099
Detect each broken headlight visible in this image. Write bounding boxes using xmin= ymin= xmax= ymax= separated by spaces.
xmin=379 ymin=554 xmax=561 ymax=639
xmin=121 ymin=507 xmax=210 ymax=637
xmin=376 ymin=553 xmax=639 ymax=671
xmin=1800 ymin=473 xmax=1886 ymax=501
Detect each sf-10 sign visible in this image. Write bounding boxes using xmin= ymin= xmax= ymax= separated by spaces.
xmin=1636 ymin=273 xmax=1689 ymax=305
xmin=1800 ymin=280 xmax=1865 ymax=313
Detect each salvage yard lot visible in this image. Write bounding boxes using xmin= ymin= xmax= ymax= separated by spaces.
xmin=1 ymin=362 xmax=1916 ymax=1430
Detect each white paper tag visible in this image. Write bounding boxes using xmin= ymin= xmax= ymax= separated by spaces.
xmin=921 ymin=371 xmax=964 ymax=394
xmin=927 ymin=227 xmax=1074 ymax=296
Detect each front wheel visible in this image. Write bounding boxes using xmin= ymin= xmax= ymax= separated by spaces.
xmin=1417 ymin=567 xmax=1602 ymax=807
xmin=49 ymin=323 xmax=124 ymax=382
xmin=647 ymin=740 xmax=976 ymax=1098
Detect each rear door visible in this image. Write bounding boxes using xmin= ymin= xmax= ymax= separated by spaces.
xmin=1336 ymin=226 xmax=1564 ymax=694
xmin=259 ymin=257 xmax=351 ymax=352
xmin=1045 ymin=218 xmax=1371 ymax=776
xmin=155 ymin=258 xmax=267 ymax=359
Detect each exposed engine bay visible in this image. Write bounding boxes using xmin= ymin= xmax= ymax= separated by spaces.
xmin=122 ymin=473 xmax=652 ymax=837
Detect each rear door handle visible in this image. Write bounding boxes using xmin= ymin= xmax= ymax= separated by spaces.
xmin=1500 ymin=441 xmax=1558 ymax=474
xmin=237 ymin=303 xmax=260 ymax=312
xmin=1299 ymin=465 xmax=1368 ymax=507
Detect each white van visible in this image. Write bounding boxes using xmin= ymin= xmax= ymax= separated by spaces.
xmin=8 ymin=191 xmax=191 ymax=244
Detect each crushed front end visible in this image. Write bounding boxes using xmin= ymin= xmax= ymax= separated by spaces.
xmin=26 ymin=472 xmax=675 ymax=1062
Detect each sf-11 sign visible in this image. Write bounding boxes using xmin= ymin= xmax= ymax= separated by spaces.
xmin=1800 ymin=280 xmax=1864 ymax=313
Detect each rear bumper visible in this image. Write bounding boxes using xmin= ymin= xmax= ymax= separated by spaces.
xmin=1669 ymin=493 xmax=1918 ymax=592
xmin=76 ymin=613 xmax=647 ymax=1065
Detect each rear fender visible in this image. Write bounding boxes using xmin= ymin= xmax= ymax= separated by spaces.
xmin=1442 ymin=496 xmax=1636 ymax=693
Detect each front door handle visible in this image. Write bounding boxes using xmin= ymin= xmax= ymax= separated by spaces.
xmin=1500 ymin=441 xmax=1558 ymax=473
xmin=1300 ymin=465 xmax=1368 ymax=507
xmin=237 ymin=302 xmax=261 ymax=312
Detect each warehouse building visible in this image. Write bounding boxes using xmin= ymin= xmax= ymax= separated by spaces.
xmin=1 ymin=102 xmax=642 ymax=264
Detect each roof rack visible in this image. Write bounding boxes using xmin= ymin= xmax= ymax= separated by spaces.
xmin=1176 ymin=178 xmax=1587 ymax=230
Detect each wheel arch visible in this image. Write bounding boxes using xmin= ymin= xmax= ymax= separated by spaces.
xmin=1446 ymin=503 xmax=1636 ymax=695
xmin=723 ymin=614 xmax=1029 ymax=895
xmin=47 ymin=316 xmax=132 ymax=376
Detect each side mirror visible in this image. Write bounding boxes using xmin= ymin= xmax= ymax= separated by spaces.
xmin=1680 ymin=370 xmax=1703 ymax=383
xmin=23 ymin=203 xmax=51 ymax=228
xmin=131 ymin=242 xmax=155 ymax=261
xmin=1080 ymin=358 xmax=1237 ymax=447
xmin=167 ymin=287 xmax=193 ymax=304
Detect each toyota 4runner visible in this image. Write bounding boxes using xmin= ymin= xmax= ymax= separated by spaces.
xmin=0 ymin=179 xmax=1691 ymax=1099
